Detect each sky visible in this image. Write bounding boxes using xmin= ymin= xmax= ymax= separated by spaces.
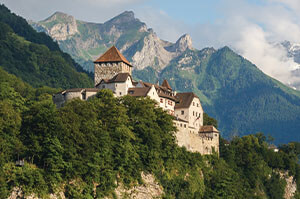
xmin=1 ymin=0 xmax=300 ymax=86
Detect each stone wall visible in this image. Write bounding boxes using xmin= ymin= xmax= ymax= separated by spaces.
xmin=174 ymin=120 xmax=219 ymax=155
xmin=94 ymin=62 xmax=132 ymax=86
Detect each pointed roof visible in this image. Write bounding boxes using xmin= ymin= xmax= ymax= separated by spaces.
xmin=94 ymin=46 xmax=132 ymax=66
xmin=161 ymin=79 xmax=172 ymax=90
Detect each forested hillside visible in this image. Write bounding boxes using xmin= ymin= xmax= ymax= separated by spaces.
xmin=31 ymin=10 xmax=300 ymax=143
xmin=0 ymin=4 xmax=93 ymax=89
xmin=1 ymin=68 xmax=300 ymax=198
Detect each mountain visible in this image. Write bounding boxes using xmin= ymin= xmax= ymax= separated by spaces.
xmin=31 ymin=11 xmax=300 ymax=143
xmin=280 ymin=41 xmax=300 ymax=89
xmin=0 ymin=4 xmax=93 ymax=89
xmin=30 ymin=11 xmax=193 ymax=72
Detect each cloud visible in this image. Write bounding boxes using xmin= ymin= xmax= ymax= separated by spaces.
xmin=180 ymin=0 xmax=300 ymax=86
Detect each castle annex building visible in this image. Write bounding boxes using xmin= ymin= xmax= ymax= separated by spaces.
xmin=53 ymin=46 xmax=219 ymax=155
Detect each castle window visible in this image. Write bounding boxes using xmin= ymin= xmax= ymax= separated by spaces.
xmin=181 ymin=110 xmax=184 ymax=115
xmin=180 ymin=123 xmax=182 ymax=127
xmin=196 ymin=112 xmax=198 ymax=117
xmin=184 ymin=124 xmax=186 ymax=128
xmin=193 ymin=111 xmax=194 ymax=116
xmin=115 ymin=84 xmax=118 ymax=87
xmin=193 ymin=102 xmax=195 ymax=106
xmin=119 ymin=92 xmax=122 ymax=95
xmin=102 ymin=85 xmax=105 ymax=89
xmin=160 ymin=99 xmax=163 ymax=103
xmin=197 ymin=103 xmax=199 ymax=107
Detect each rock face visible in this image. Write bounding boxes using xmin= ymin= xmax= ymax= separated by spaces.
xmin=131 ymin=33 xmax=176 ymax=70
xmin=112 ymin=172 xmax=163 ymax=199
xmin=166 ymin=34 xmax=193 ymax=53
xmin=8 ymin=173 xmax=162 ymax=199
xmin=33 ymin=12 xmax=78 ymax=41
xmin=30 ymin=11 xmax=192 ymax=72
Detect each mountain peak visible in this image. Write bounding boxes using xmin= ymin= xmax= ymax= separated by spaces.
xmin=43 ymin=11 xmax=74 ymax=22
xmin=175 ymin=34 xmax=192 ymax=51
xmin=106 ymin=11 xmax=137 ymax=25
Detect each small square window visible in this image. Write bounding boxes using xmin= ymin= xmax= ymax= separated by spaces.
xmin=119 ymin=92 xmax=122 ymax=95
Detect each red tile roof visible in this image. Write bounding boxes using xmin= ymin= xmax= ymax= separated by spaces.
xmin=94 ymin=46 xmax=132 ymax=66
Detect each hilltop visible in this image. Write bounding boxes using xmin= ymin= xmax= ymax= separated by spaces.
xmin=31 ymin=11 xmax=300 ymax=143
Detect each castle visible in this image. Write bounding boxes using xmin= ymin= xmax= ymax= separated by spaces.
xmin=53 ymin=46 xmax=219 ymax=155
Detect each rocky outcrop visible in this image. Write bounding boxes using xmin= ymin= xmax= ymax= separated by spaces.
xmin=131 ymin=33 xmax=176 ymax=70
xmin=166 ymin=34 xmax=193 ymax=53
xmin=112 ymin=172 xmax=163 ymax=199
xmin=279 ymin=171 xmax=297 ymax=199
xmin=8 ymin=172 xmax=163 ymax=199
xmin=37 ymin=12 xmax=78 ymax=41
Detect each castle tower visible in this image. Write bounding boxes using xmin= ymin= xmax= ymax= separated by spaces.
xmin=94 ymin=46 xmax=132 ymax=86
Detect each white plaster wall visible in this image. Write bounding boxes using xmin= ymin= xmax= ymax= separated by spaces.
xmin=65 ymin=92 xmax=82 ymax=101
xmin=188 ymin=97 xmax=203 ymax=131
xmin=159 ymin=97 xmax=175 ymax=115
xmin=175 ymin=108 xmax=189 ymax=122
xmin=146 ymin=86 xmax=160 ymax=103
xmin=85 ymin=91 xmax=98 ymax=99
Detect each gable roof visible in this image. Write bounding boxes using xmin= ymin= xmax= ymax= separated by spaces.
xmin=97 ymin=73 xmax=132 ymax=86
xmin=175 ymin=92 xmax=199 ymax=109
xmin=141 ymin=81 xmax=178 ymax=101
xmin=94 ymin=46 xmax=132 ymax=66
xmin=199 ymin=125 xmax=219 ymax=133
xmin=161 ymin=79 xmax=172 ymax=90
xmin=128 ymin=87 xmax=151 ymax=97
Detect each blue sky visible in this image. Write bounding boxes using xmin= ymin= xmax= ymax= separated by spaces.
xmin=1 ymin=0 xmax=300 ymax=85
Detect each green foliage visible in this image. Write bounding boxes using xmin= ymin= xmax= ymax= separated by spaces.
xmin=203 ymin=113 xmax=218 ymax=128
xmin=0 ymin=4 xmax=93 ymax=89
xmin=0 ymin=69 xmax=300 ymax=198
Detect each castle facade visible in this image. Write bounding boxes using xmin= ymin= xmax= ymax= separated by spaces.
xmin=53 ymin=46 xmax=219 ymax=155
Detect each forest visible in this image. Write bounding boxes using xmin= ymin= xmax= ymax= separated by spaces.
xmin=1 ymin=68 xmax=300 ymax=198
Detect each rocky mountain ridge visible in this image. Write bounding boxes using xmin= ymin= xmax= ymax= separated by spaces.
xmin=30 ymin=11 xmax=193 ymax=72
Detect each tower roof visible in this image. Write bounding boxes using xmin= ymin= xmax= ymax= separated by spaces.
xmin=161 ymin=79 xmax=172 ymax=90
xmin=94 ymin=46 xmax=132 ymax=66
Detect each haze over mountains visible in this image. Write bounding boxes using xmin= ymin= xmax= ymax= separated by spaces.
xmin=26 ymin=11 xmax=300 ymax=143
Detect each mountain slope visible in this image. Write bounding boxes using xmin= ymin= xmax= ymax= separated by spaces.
xmin=31 ymin=11 xmax=300 ymax=143
xmin=0 ymin=4 xmax=93 ymax=89
xmin=30 ymin=11 xmax=192 ymax=72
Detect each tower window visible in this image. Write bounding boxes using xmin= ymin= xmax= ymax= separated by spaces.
xmin=181 ymin=110 xmax=184 ymax=115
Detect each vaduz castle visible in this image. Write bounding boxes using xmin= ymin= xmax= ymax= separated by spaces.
xmin=53 ymin=46 xmax=219 ymax=155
